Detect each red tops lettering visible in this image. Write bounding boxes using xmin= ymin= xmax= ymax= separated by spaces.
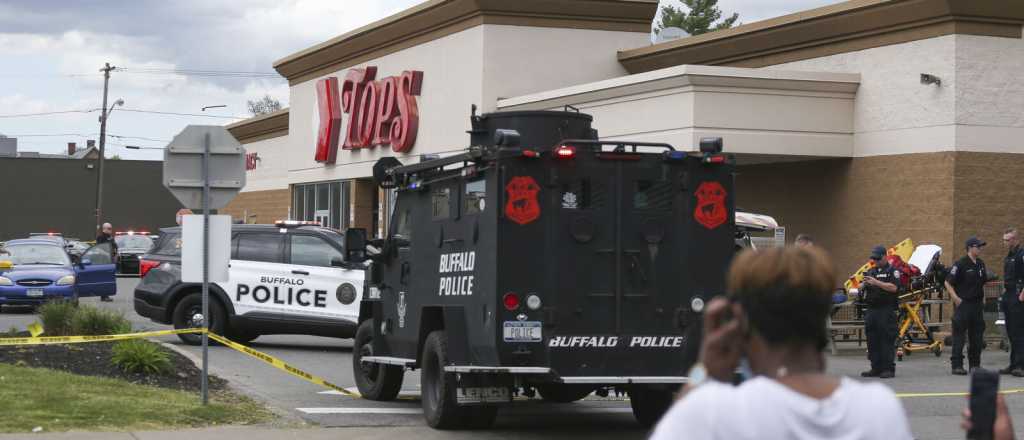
xmin=314 ymin=66 xmax=424 ymax=164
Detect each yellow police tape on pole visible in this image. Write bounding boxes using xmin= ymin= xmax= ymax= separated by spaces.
xmin=0 ymin=327 xmax=367 ymax=399
xmin=204 ymin=331 xmax=362 ymax=399
xmin=3 ymin=328 xmax=1021 ymax=401
xmin=0 ymin=328 xmax=205 ymax=345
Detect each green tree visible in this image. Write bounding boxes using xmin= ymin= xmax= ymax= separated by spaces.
xmin=656 ymin=0 xmax=739 ymax=36
xmin=247 ymin=95 xmax=282 ymax=116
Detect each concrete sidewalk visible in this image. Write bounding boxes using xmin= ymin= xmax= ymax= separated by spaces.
xmin=0 ymin=426 xmax=603 ymax=440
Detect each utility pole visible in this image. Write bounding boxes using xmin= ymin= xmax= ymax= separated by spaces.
xmin=95 ymin=62 xmax=115 ymax=233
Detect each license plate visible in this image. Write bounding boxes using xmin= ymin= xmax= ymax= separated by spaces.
xmin=457 ymin=387 xmax=510 ymax=404
xmin=26 ymin=289 xmax=44 ymax=297
xmin=503 ymin=321 xmax=541 ymax=342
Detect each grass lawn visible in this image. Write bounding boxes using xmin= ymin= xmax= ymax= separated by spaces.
xmin=0 ymin=363 xmax=273 ymax=432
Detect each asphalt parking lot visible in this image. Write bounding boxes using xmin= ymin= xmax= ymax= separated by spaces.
xmin=2 ymin=277 xmax=1024 ymax=439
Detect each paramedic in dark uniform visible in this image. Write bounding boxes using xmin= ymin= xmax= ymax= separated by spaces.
xmin=947 ymin=237 xmax=988 ymax=375
xmin=860 ymin=245 xmax=902 ymax=379
xmin=1001 ymin=228 xmax=1024 ymax=376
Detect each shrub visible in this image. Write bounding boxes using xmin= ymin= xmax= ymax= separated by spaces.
xmin=71 ymin=306 xmax=131 ymax=336
xmin=38 ymin=300 xmax=77 ymax=336
xmin=111 ymin=339 xmax=172 ymax=375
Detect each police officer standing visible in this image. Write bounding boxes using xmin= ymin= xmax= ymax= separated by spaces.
xmin=947 ymin=237 xmax=988 ymax=375
xmin=1000 ymin=228 xmax=1024 ymax=376
xmin=861 ymin=245 xmax=902 ymax=379
xmin=95 ymin=222 xmax=117 ymax=302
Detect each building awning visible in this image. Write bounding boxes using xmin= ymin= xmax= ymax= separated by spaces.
xmin=497 ymin=65 xmax=860 ymax=163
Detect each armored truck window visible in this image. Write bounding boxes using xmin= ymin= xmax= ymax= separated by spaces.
xmin=290 ymin=235 xmax=343 ymax=267
xmin=394 ymin=209 xmax=413 ymax=242
xmin=235 ymin=233 xmax=284 ymax=263
xmin=464 ymin=179 xmax=486 ymax=215
xmin=432 ymin=188 xmax=451 ymax=220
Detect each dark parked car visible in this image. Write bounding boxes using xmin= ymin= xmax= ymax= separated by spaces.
xmin=115 ymin=233 xmax=155 ymax=276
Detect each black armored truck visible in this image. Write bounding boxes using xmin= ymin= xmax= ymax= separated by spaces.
xmin=340 ymin=109 xmax=736 ymax=429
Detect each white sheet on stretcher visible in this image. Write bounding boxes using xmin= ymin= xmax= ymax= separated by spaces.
xmin=908 ymin=244 xmax=942 ymax=275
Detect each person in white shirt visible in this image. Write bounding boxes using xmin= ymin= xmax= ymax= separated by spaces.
xmin=650 ymin=246 xmax=913 ymax=440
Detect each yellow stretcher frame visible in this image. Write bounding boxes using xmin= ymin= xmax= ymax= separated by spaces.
xmin=844 ymin=238 xmax=916 ymax=291
xmin=895 ymin=287 xmax=944 ymax=360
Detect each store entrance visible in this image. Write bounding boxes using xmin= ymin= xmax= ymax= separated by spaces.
xmin=292 ymin=181 xmax=350 ymax=230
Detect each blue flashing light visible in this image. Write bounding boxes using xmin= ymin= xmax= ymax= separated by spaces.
xmin=665 ymin=151 xmax=687 ymax=160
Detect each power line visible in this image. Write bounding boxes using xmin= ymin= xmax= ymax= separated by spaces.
xmin=118 ymin=108 xmax=249 ymax=119
xmin=115 ymin=67 xmax=283 ymax=80
xmin=107 ymin=134 xmax=170 ymax=143
xmin=0 ymin=109 xmax=100 ymax=118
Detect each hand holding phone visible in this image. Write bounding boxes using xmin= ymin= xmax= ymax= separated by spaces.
xmin=967 ymin=368 xmax=1000 ymax=440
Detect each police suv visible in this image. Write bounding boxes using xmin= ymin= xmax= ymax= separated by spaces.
xmin=339 ymin=110 xmax=736 ymax=429
xmin=133 ymin=222 xmax=363 ymax=344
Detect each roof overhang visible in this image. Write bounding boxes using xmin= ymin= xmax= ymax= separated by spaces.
xmin=273 ymin=0 xmax=658 ymax=85
xmin=618 ymin=0 xmax=1024 ymax=73
xmin=226 ymin=108 xmax=290 ymax=144
xmin=497 ymin=65 xmax=860 ymax=161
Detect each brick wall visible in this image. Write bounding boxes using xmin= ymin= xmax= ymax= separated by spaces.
xmin=953 ymin=152 xmax=1024 ymax=276
xmin=351 ymin=179 xmax=377 ymax=231
xmin=736 ymin=152 xmax=956 ymax=283
xmin=220 ymin=189 xmax=290 ymax=225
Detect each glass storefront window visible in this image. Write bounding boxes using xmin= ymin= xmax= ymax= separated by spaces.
xmin=292 ymin=181 xmax=351 ymax=230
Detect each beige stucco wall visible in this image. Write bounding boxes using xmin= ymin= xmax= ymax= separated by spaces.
xmin=496 ymin=65 xmax=859 ymax=158
xmin=955 ymin=34 xmax=1024 ymax=154
xmin=240 ymin=134 xmax=290 ymax=193
xmin=479 ymin=24 xmax=648 ymax=112
xmin=282 ymin=24 xmax=650 ymax=183
xmin=767 ymin=35 xmax=958 ymax=157
xmin=286 ymin=26 xmax=486 ymax=183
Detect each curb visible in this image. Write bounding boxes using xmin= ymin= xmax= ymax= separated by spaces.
xmin=156 ymin=339 xmax=311 ymax=428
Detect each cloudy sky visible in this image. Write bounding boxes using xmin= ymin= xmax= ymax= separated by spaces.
xmin=0 ymin=0 xmax=836 ymax=160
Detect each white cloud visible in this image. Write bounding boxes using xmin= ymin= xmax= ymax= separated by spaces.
xmin=0 ymin=0 xmax=836 ymax=159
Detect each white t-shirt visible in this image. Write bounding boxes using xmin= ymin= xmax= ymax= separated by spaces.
xmin=649 ymin=376 xmax=913 ymax=440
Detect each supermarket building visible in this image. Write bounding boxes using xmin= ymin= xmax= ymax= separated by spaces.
xmin=224 ymin=0 xmax=1024 ymax=275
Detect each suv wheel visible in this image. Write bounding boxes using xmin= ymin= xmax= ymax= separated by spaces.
xmin=352 ymin=320 xmax=403 ymax=401
xmin=536 ymin=384 xmax=594 ymax=403
xmin=629 ymin=385 xmax=675 ymax=428
xmin=420 ymin=330 xmax=497 ymax=429
xmin=172 ymin=292 xmax=226 ymax=346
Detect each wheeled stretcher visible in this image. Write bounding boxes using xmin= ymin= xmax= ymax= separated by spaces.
xmin=894 ymin=245 xmax=947 ymax=360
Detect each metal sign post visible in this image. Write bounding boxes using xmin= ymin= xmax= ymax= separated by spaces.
xmin=163 ymin=125 xmax=245 ymax=405
xmin=201 ymin=132 xmax=211 ymax=405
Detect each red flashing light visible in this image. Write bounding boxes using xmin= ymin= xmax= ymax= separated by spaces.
xmin=503 ymin=292 xmax=520 ymax=311
xmin=139 ymin=259 xmax=161 ymax=278
xmin=703 ymin=155 xmax=726 ymax=164
xmin=554 ymin=145 xmax=576 ymax=159
xmin=522 ymin=149 xmax=540 ymax=158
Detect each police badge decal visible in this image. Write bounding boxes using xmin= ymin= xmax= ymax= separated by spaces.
xmin=505 ymin=176 xmax=541 ymax=225
xmin=694 ymin=181 xmax=728 ymax=230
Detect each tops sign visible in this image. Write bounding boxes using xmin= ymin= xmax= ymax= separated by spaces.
xmin=314 ymin=66 xmax=424 ymax=164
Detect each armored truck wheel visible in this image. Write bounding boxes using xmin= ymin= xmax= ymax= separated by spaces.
xmin=629 ymin=386 xmax=675 ymax=428
xmin=173 ymin=292 xmax=226 ymax=346
xmin=421 ymin=330 xmax=497 ymax=429
xmin=352 ymin=320 xmax=404 ymax=401
xmin=536 ymin=384 xmax=594 ymax=403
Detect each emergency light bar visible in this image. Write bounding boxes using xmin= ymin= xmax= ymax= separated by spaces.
xmin=274 ymin=220 xmax=322 ymax=227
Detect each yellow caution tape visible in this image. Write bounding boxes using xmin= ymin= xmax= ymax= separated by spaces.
xmin=897 ymin=389 xmax=1024 ymax=399
xmin=206 ymin=332 xmax=363 ymax=399
xmin=27 ymin=322 xmax=43 ymax=338
xmin=0 ymin=328 xmax=203 ymax=346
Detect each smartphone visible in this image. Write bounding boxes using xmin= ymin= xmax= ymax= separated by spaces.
xmin=968 ymin=368 xmax=999 ymax=440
